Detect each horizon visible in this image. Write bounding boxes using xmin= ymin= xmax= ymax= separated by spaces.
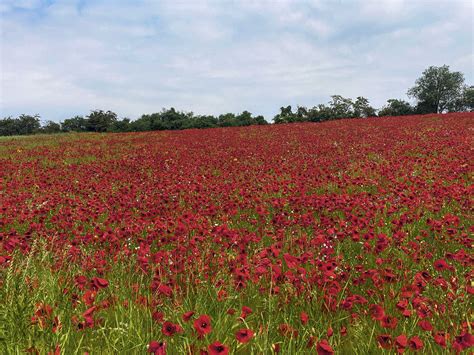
xmin=1 ymin=0 xmax=473 ymax=122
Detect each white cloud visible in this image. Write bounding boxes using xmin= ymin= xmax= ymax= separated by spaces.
xmin=0 ymin=0 xmax=472 ymax=121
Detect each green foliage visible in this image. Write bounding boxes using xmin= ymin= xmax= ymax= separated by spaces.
xmin=378 ymin=99 xmax=415 ymax=117
xmin=273 ymin=96 xmax=376 ymax=123
xmin=0 ymin=114 xmax=41 ymax=136
xmin=41 ymin=121 xmax=62 ymax=134
xmin=408 ymin=65 xmax=465 ymax=113
xmin=86 ymin=110 xmax=118 ymax=132
xmin=62 ymin=116 xmax=87 ymax=132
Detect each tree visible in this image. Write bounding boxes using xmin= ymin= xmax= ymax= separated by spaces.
xmin=353 ymin=96 xmax=376 ymax=118
xmin=328 ymin=95 xmax=354 ymax=118
xmin=41 ymin=121 xmax=62 ymax=134
xmin=460 ymin=86 xmax=474 ymax=112
xmin=62 ymin=116 xmax=87 ymax=132
xmin=273 ymin=106 xmax=296 ymax=124
xmin=17 ymin=114 xmax=41 ymax=135
xmin=378 ymin=99 xmax=415 ymax=117
xmin=86 ymin=110 xmax=118 ymax=132
xmin=407 ymin=65 xmax=465 ymax=113
xmin=0 ymin=117 xmax=19 ymax=136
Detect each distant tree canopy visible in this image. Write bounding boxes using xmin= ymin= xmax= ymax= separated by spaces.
xmin=378 ymin=99 xmax=415 ymax=117
xmin=273 ymin=95 xmax=377 ymax=124
xmin=407 ymin=65 xmax=466 ymax=114
xmin=0 ymin=65 xmax=471 ymax=136
xmin=0 ymin=114 xmax=41 ymax=136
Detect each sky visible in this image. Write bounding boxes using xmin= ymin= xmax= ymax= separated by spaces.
xmin=0 ymin=0 xmax=472 ymax=122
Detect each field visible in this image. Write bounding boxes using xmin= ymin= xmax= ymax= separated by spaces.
xmin=0 ymin=113 xmax=473 ymax=354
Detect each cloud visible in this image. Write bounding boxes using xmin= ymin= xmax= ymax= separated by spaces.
xmin=0 ymin=0 xmax=472 ymax=122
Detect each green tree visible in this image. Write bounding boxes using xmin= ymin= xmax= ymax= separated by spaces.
xmin=461 ymin=86 xmax=474 ymax=112
xmin=353 ymin=96 xmax=376 ymax=118
xmin=328 ymin=95 xmax=354 ymax=118
xmin=18 ymin=114 xmax=41 ymax=135
xmin=86 ymin=110 xmax=118 ymax=132
xmin=407 ymin=65 xmax=465 ymax=113
xmin=62 ymin=116 xmax=87 ymax=132
xmin=273 ymin=106 xmax=296 ymax=124
xmin=41 ymin=121 xmax=62 ymax=134
xmin=378 ymin=99 xmax=415 ymax=117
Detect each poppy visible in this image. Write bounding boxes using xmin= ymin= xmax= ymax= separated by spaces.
xmin=377 ymin=334 xmax=392 ymax=349
xmin=148 ymin=341 xmax=166 ymax=355
xmin=91 ymin=277 xmax=109 ymax=290
xmin=235 ymin=328 xmax=254 ymax=343
xmin=395 ymin=334 xmax=408 ymax=352
xmin=182 ymin=311 xmax=195 ymax=322
xmin=161 ymin=321 xmax=183 ymax=336
xmin=208 ymin=342 xmax=229 ymax=355
xmin=409 ymin=336 xmax=423 ymax=350
xmin=316 ymin=339 xmax=334 ymax=355
xmin=300 ymin=312 xmax=309 ymax=325
xmin=369 ymin=304 xmax=385 ymax=320
xmin=240 ymin=306 xmax=253 ymax=319
xmin=380 ymin=315 xmax=398 ymax=329
xmin=194 ymin=315 xmax=212 ymax=337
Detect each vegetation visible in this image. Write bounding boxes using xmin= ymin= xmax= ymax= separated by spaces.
xmin=0 ymin=65 xmax=471 ymax=136
xmin=0 ymin=113 xmax=472 ymax=353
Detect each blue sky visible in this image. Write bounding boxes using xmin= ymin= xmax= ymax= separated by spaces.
xmin=0 ymin=0 xmax=472 ymax=122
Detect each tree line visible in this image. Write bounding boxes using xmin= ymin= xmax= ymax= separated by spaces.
xmin=1 ymin=65 xmax=472 ymax=136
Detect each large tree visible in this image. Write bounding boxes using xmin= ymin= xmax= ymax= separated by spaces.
xmin=407 ymin=65 xmax=465 ymax=113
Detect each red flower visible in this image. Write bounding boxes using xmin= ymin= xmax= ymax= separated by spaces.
xmin=418 ymin=319 xmax=432 ymax=331
xmin=235 ymin=328 xmax=254 ymax=343
xmin=433 ymin=332 xmax=447 ymax=347
xmin=377 ymin=334 xmax=392 ymax=349
xmin=453 ymin=332 xmax=473 ymax=351
xmin=208 ymin=342 xmax=229 ymax=355
xmin=148 ymin=341 xmax=166 ymax=354
xmin=91 ymin=277 xmax=109 ymax=290
xmin=194 ymin=315 xmax=212 ymax=337
xmin=316 ymin=339 xmax=334 ymax=355
xmin=409 ymin=336 xmax=423 ymax=350
xmin=380 ymin=315 xmax=398 ymax=329
xmin=369 ymin=304 xmax=385 ymax=320
xmin=161 ymin=321 xmax=183 ymax=336
xmin=240 ymin=306 xmax=253 ymax=319
xmin=433 ymin=259 xmax=450 ymax=271
xmin=300 ymin=312 xmax=309 ymax=325
xmin=182 ymin=311 xmax=195 ymax=322
xmin=395 ymin=334 xmax=408 ymax=352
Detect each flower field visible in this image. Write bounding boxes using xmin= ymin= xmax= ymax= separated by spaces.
xmin=0 ymin=113 xmax=473 ymax=354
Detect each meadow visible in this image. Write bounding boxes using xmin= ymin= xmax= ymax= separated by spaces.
xmin=0 ymin=113 xmax=472 ymax=354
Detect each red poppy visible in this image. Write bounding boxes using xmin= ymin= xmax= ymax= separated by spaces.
xmin=418 ymin=319 xmax=432 ymax=331
xmin=433 ymin=332 xmax=447 ymax=347
xmin=148 ymin=341 xmax=166 ymax=354
xmin=300 ymin=312 xmax=309 ymax=325
xmin=240 ymin=306 xmax=253 ymax=319
xmin=433 ymin=259 xmax=450 ymax=271
xmin=369 ymin=304 xmax=385 ymax=320
xmin=161 ymin=321 xmax=183 ymax=336
xmin=316 ymin=339 xmax=334 ymax=355
xmin=377 ymin=334 xmax=392 ymax=349
xmin=235 ymin=328 xmax=254 ymax=343
xmin=182 ymin=311 xmax=195 ymax=322
xmin=208 ymin=342 xmax=229 ymax=355
xmin=91 ymin=277 xmax=109 ymax=290
xmin=395 ymin=334 xmax=408 ymax=352
xmin=380 ymin=315 xmax=398 ymax=329
xmin=194 ymin=315 xmax=212 ymax=337
xmin=409 ymin=336 xmax=423 ymax=350
xmin=453 ymin=332 xmax=473 ymax=351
